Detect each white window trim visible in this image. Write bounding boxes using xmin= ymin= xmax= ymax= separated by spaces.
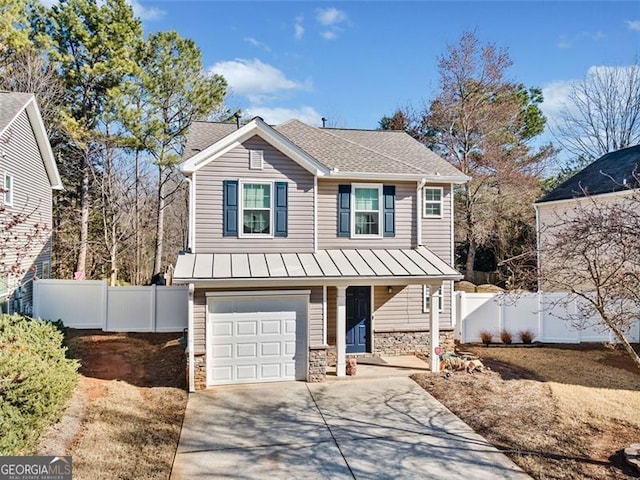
xmin=4 ymin=173 xmax=14 ymax=207
xmin=423 ymin=285 xmax=444 ymax=313
xmin=350 ymin=183 xmax=383 ymax=239
xmin=238 ymin=179 xmax=274 ymax=238
xmin=423 ymin=186 xmax=443 ymax=218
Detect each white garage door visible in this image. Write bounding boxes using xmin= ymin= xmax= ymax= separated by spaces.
xmin=207 ymin=294 xmax=307 ymax=386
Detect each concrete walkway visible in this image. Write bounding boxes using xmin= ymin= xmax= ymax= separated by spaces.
xmin=171 ymin=377 xmax=530 ymax=479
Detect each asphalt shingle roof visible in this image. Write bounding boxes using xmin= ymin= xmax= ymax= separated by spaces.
xmin=537 ymin=145 xmax=640 ymax=203
xmin=182 ymin=118 xmax=466 ymax=179
xmin=0 ymin=91 xmax=33 ymax=133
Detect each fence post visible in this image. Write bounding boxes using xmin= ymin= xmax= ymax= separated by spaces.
xmin=32 ymin=280 xmax=39 ymax=318
xmin=497 ymin=294 xmax=504 ymax=335
xmin=538 ymin=291 xmax=543 ymax=342
xmin=457 ymin=291 xmax=465 ymax=343
xmin=102 ymin=279 xmax=108 ymax=331
xmin=151 ymin=284 xmax=157 ymax=332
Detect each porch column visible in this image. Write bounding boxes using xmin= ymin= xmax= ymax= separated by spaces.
xmin=428 ymin=282 xmax=441 ymax=372
xmin=336 ymin=285 xmax=347 ymax=377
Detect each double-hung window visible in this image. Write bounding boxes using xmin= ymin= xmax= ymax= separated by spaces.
xmin=423 ymin=187 xmax=443 ymax=217
xmin=241 ymin=182 xmax=272 ymax=235
xmin=352 ymin=184 xmax=382 ymax=237
xmin=3 ymin=173 xmax=13 ymax=207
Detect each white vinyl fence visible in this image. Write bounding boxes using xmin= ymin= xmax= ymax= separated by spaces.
xmin=457 ymin=291 xmax=640 ymax=344
xmin=33 ymin=279 xmax=187 ymax=332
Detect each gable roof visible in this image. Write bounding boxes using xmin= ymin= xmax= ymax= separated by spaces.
xmin=180 ymin=117 xmax=329 ymax=176
xmin=0 ymin=91 xmax=63 ymax=190
xmin=181 ymin=118 xmax=468 ymax=182
xmin=537 ymin=145 xmax=640 ymax=204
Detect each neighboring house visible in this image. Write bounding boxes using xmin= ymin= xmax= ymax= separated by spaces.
xmin=173 ymin=117 xmax=468 ymax=390
xmin=534 ymin=144 xmax=640 ymax=288
xmin=0 ymin=92 xmax=63 ymax=313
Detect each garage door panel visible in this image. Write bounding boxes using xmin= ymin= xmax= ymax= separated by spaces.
xmin=236 ymin=343 xmax=258 ymax=358
xmin=261 ymin=342 xmax=281 ymax=356
xmin=236 ymin=320 xmax=258 ymax=336
xmin=207 ymin=297 xmax=307 ymax=386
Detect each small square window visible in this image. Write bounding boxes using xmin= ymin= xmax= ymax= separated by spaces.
xmin=423 ymin=187 xmax=442 ymax=217
xmin=4 ymin=173 xmax=13 ymax=207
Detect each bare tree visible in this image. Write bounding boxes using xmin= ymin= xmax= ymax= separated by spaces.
xmin=554 ymin=63 xmax=640 ymax=164
xmin=539 ymin=183 xmax=640 ymax=369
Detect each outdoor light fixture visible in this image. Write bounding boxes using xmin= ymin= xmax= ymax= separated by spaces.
xmin=387 ymin=286 xmax=393 ymax=294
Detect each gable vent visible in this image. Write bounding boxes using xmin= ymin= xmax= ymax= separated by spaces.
xmin=249 ymin=150 xmax=264 ymax=170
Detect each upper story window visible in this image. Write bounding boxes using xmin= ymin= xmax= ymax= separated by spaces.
xmin=223 ymin=179 xmax=288 ymax=238
xmin=352 ymin=184 xmax=383 ymax=237
xmin=241 ymin=182 xmax=271 ymax=235
xmin=3 ymin=173 xmax=13 ymax=207
xmin=423 ymin=187 xmax=443 ymax=218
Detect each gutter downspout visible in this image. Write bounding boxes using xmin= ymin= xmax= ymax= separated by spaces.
xmin=416 ymin=178 xmax=427 ymax=246
xmin=187 ymin=283 xmax=195 ymax=392
xmin=186 ymin=175 xmax=195 ymax=252
xmin=534 ymin=203 xmax=541 ymax=292
xmin=314 ymin=176 xmax=318 ymax=252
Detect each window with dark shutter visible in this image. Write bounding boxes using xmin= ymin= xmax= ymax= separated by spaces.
xmin=274 ymin=181 xmax=288 ymax=237
xmin=383 ymin=185 xmax=395 ymax=237
xmin=223 ymin=180 xmax=238 ymax=236
xmin=337 ymin=184 xmax=351 ymax=237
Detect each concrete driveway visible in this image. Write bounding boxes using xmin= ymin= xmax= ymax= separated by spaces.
xmin=171 ymin=377 xmax=530 ymax=479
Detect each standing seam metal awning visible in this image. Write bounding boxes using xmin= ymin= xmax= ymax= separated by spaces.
xmin=173 ymin=247 xmax=461 ymax=282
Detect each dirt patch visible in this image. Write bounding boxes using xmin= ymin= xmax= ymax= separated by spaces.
xmin=413 ymin=345 xmax=640 ymax=479
xmin=38 ymin=330 xmax=187 ymax=480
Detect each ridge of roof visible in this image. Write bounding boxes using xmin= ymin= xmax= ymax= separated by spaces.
xmin=537 ymin=144 xmax=640 ymax=203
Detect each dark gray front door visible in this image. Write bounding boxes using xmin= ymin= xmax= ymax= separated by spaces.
xmin=346 ymin=286 xmax=370 ymax=353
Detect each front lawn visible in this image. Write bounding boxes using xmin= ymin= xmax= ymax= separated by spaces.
xmin=413 ymin=345 xmax=640 ymax=479
xmin=38 ymin=331 xmax=187 ymax=480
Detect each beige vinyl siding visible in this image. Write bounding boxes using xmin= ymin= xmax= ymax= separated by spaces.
xmin=194 ymin=135 xmax=314 ymax=253
xmin=0 ymin=109 xmax=53 ymax=311
xmin=317 ymin=179 xmax=416 ymax=249
xmin=192 ymin=286 xmax=324 ymax=354
xmin=421 ymin=183 xmax=452 ymax=262
xmin=326 ymin=284 xmax=452 ymax=344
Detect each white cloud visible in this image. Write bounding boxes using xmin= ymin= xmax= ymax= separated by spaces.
xmin=246 ymin=106 xmax=323 ymax=126
xmin=626 ymin=20 xmax=640 ymax=31
xmin=244 ymin=37 xmax=270 ymax=52
xmin=556 ymin=31 xmax=605 ymax=49
xmin=541 ymin=80 xmax=574 ymax=125
xmin=320 ymin=30 xmax=337 ymax=41
xmin=209 ymin=58 xmax=309 ymax=104
xmin=129 ymin=1 xmax=166 ymax=20
xmin=315 ymin=7 xmax=347 ymax=26
xmin=294 ymin=16 xmax=304 ymax=40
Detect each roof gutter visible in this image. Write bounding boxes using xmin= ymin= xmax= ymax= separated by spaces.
xmin=327 ymin=171 xmax=470 ymax=183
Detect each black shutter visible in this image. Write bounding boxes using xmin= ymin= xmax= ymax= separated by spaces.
xmin=337 ymin=184 xmax=351 ymax=237
xmin=383 ymin=185 xmax=395 ymax=237
xmin=274 ymin=182 xmax=288 ymax=237
xmin=223 ymin=180 xmax=238 ymax=236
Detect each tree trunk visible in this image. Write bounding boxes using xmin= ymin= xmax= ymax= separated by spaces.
xmin=153 ymin=165 xmax=165 ymax=278
xmin=75 ymin=153 xmax=90 ymax=277
xmin=465 ymin=238 xmax=476 ymax=283
xmin=608 ymin=320 xmax=640 ymax=371
xmin=134 ymin=149 xmax=141 ymax=285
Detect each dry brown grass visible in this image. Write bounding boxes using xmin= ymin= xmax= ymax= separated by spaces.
xmin=413 ymin=344 xmax=640 ymax=479
xmin=38 ymin=331 xmax=187 ymax=480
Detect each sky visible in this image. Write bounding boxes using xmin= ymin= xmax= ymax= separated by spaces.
xmin=131 ymin=1 xmax=639 ymax=146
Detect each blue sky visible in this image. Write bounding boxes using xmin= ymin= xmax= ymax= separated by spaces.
xmin=133 ymin=1 xmax=639 ymax=138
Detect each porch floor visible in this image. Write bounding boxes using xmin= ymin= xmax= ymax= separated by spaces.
xmin=325 ymin=355 xmax=431 ymax=380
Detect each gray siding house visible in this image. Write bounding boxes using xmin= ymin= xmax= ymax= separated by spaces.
xmin=0 ymin=92 xmax=62 ymax=313
xmin=173 ymin=117 xmax=468 ymax=390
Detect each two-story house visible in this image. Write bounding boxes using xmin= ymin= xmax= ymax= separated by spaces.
xmin=535 ymin=144 xmax=640 ymax=290
xmin=173 ymin=117 xmax=468 ymax=390
xmin=0 ymin=92 xmax=63 ymax=313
